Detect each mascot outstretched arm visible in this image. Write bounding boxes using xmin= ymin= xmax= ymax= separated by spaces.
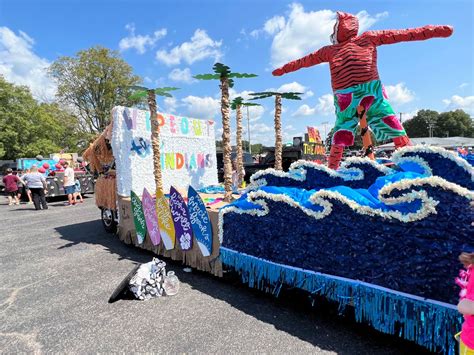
xmin=273 ymin=11 xmax=453 ymax=169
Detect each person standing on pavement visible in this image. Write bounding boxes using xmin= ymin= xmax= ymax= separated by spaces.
xmin=73 ymin=179 xmax=84 ymax=204
xmin=22 ymin=166 xmax=48 ymax=210
xmin=2 ymin=168 xmax=22 ymax=205
xmin=63 ymin=161 xmax=75 ymax=206
xmin=19 ymin=169 xmax=34 ymax=205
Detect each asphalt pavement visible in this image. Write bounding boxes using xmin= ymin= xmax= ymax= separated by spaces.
xmin=0 ymin=196 xmax=430 ymax=353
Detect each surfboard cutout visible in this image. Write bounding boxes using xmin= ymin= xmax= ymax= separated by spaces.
xmin=142 ymin=188 xmax=161 ymax=246
xmin=131 ymin=190 xmax=147 ymax=244
xmin=187 ymin=186 xmax=213 ymax=256
xmin=155 ymin=189 xmax=175 ymax=250
xmin=169 ymin=186 xmax=193 ymax=251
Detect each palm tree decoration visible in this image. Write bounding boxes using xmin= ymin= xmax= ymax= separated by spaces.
xmin=129 ymin=86 xmax=179 ymax=193
xmin=194 ymin=63 xmax=257 ymax=201
xmin=231 ymin=97 xmax=261 ymax=187
xmin=249 ymin=91 xmax=302 ymax=170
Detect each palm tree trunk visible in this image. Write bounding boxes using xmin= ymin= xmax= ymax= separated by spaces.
xmin=148 ymin=90 xmax=163 ymax=193
xmin=236 ymin=104 xmax=244 ymax=187
xmin=274 ymin=94 xmax=283 ymax=170
xmin=220 ymin=77 xmax=232 ymax=202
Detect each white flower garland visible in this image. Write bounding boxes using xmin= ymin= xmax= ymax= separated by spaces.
xmin=391 ymin=145 xmax=474 ymax=181
xmin=249 ymin=158 xmax=392 ymax=189
xmin=341 ymin=157 xmax=393 ymax=178
xmin=290 ymin=160 xmax=342 ymax=178
xmin=219 ymin=175 xmax=474 ymax=242
xmin=379 ymin=176 xmax=474 ymax=203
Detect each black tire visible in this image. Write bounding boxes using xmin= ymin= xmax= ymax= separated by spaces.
xmin=101 ymin=208 xmax=117 ymax=233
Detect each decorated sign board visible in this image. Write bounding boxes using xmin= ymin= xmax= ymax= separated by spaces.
xmin=111 ymin=106 xmax=218 ymax=195
xmin=303 ymin=126 xmax=326 ymax=162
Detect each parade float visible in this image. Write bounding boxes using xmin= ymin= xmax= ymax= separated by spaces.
xmin=85 ymin=104 xmax=474 ymax=353
xmin=82 ymin=11 xmax=473 ymax=353
xmin=16 ymin=153 xmax=94 ymax=197
xmin=84 ymin=106 xmax=226 ymax=275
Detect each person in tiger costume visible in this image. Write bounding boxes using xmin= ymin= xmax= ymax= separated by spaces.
xmin=272 ymin=11 xmax=453 ymax=169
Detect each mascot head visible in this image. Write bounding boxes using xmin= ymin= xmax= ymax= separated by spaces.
xmin=330 ymin=11 xmax=359 ymax=44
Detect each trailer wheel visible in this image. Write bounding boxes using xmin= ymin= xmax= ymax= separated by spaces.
xmin=101 ymin=208 xmax=117 ymax=233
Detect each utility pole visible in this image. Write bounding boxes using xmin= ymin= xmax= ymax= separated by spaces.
xmin=428 ymin=123 xmax=435 ymax=138
xmin=247 ymin=105 xmax=251 ymax=154
xmin=399 ymin=112 xmax=403 ymax=124
xmin=321 ymin=121 xmax=329 ymax=140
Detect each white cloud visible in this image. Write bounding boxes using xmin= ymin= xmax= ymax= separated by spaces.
xmin=119 ymin=24 xmax=166 ymax=54
xmin=156 ymin=29 xmax=222 ymax=66
xmin=292 ymin=104 xmax=315 ymax=116
xmin=251 ymin=16 xmax=286 ymax=38
xmin=443 ymin=95 xmax=474 ymax=114
xmin=244 ymin=105 xmax=265 ymax=122
xmin=228 ymin=88 xmax=265 ymax=121
xmin=0 ymin=27 xmax=56 ymax=101
xmin=251 ymin=122 xmax=273 ymax=133
xmin=303 ymin=90 xmax=314 ymax=99
xmin=384 ymin=83 xmax=415 ymax=105
xmin=229 ymin=88 xmax=254 ymax=101
xmin=268 ymin=4 xmax=388 ymax=67
xmin=168 ymin=67 xmax=196 ymax=83
xmin=264 ymin=16 xmax=286 ymax=35
xmin=163 ymin=97 xmax=178 ymax=113
xmin=277 ymin=81 xmax=305 ymax=93
xmin=181 ymin=95 xmax=220 ymax=118
xmin=249 ymin=29 xmax=260 ymax=38
xmin=356 ymin=10 xmax=388 ymax=32
xmin=400 ymin=109 xmax=419 ymax=122
xmin=292 ymin=93 xmax=334 ymax=117
xmin=459 ymin=83 xmax=469 ymax=89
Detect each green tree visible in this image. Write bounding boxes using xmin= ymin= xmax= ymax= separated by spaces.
xmin=49 ymin=46 xmax=141 ymax=133
xmin=194 ymin=63 xmax=257 ymax=201
xmin=0 ymin=76 xmax=81 ymax=159
xmin=250 ymin=143 xmax=263 ymax=155
xmin=403 ymin=110 xmax=439 ymax=138
xmin=435 ymin=109 xmax=473 ymax=137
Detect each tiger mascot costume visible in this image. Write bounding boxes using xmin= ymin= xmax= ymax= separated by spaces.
xmin=273 ymin=11 xmax=453 ymax=169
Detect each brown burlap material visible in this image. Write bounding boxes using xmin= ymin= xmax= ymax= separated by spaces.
xmin=116 ymin=194 xmax=224 ymax=277
xmin=83 ymin=122 xmax=114 ymax=174
xmin=94 ymin=174 xmax=117 ymax=210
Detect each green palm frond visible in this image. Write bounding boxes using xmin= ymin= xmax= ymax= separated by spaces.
xmin=129 ymin=85 xmax=149 ymax=91
xmin=281 ymin=92 xmax=303 ymax=100
xmin=231 ymin=96 xmax=244 ymax=110
xmin=154 ymin=87 xmax=180 ymax=97
xmin=249 ymin=91 xmax=303 ymax=100
xmin=242 ymin=102 xmax=261 ymax=107
xmin=228 ymin=73 xmax=258 ymax=79
xmin=128 ymin=86 xmax=179 ymax=100
xmin=194 ymin=63 xmax=257 ymax=84
xmin=193 ymin=73 xmax=221 ymax=80
xmin=129 ymin=90 xmax=148 ymax=100
xmin=213 ymin=63 xmax=231 ymax=76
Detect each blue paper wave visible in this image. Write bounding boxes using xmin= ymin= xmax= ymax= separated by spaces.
xmin=222 ymin=146 xmax=474 ymax=304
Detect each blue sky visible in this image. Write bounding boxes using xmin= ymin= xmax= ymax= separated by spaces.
xmin=1 ymin=0 xmax=473 ymax=144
